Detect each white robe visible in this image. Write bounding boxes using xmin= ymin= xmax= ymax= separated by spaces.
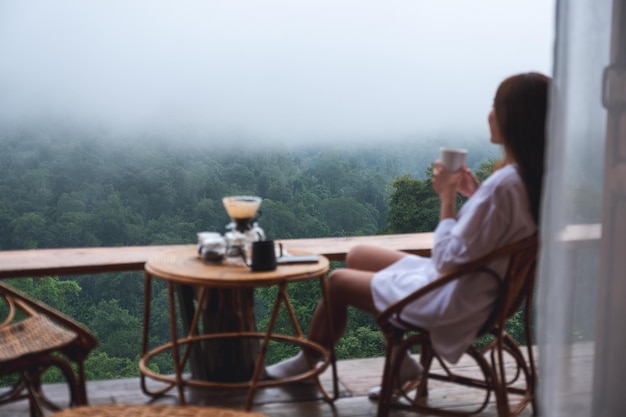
xmin=371 ymin=164 xmax=536 ymax=363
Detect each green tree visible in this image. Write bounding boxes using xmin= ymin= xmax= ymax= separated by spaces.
xmin=335 ymin=326 xmax=385 ymax=360
xmin=9 ymin=212 xmax=47 ymax=248
xmin=0 ymin=202 xmax=16 ymax=249
xmin=91 ymin=189 xmax=143 ymax=246
xmin=318 ymin=197 xmax=378 ymax=237
xmin=84 ymin=351 xmax=141 ymax=380
xmin=256 ymin=199 xmax=301 ymax=240
xmin=474 ymin=159 xmax=498 ymax=182
xmin=51 ymin=210 xmax=100 ymax=248
xmin=386 ymin=174 xmax=439 ymax=233
xmin=87 ymin=299 xmax=143 ymax=360
xmin=3 ymin=277 xmax=82 ymax=317
xmin=144 ymin=215 xmax=196 ymax=244
xmin=192 ymin=198 xmax=230 ymax=233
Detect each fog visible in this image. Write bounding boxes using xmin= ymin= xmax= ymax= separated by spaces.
xmin=0 ymin=0 xmax=554 ymax=144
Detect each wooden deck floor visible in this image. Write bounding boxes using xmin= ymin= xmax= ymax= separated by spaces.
xmin=0 ymin=346 xmax=568 ymax=417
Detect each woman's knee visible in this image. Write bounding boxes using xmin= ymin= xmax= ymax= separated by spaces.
xmin=346 ymin=245 xmax=406 ymax=271
xmin=326 ymin=268 xmax=350 ymax=292
xmin=325 ymin=268 xmax=377 ymax=313
xmin=326 ymin=269 xmax=361 ymax=297
xmin=345 ymin=245 xmax=377 ymax=269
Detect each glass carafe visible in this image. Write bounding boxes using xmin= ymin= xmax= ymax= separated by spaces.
xmin=224 ymin=229 xmax=248 ymax=266
xmin=223 ymin=222 xmax=266 ymax=266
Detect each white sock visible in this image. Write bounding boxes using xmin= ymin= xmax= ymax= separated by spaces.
xmin=398 ymin=352 xmax=422 ymax=383
xmin=368 ymin=350 xmax=423 ymax=399
xmin=265 ymin=351 xmax=314 ymax=380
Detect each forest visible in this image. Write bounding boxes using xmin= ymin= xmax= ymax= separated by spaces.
xmin=0 ymin=125 xmax=508 ymax=383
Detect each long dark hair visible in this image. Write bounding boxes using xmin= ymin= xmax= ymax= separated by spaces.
xmin=494 ymin=72 xmax=550 ymax=224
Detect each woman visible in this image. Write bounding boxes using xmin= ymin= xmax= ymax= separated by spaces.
xmin=266 ymin=72 xmax=550 ymax=393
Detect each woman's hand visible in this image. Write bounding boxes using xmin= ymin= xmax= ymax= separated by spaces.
xmin=432 ymin=161 xmax=462 ymax=220
xmin=432 ymin=161 xmax=463 ymax=197
xmin=457 ymin=165 xmax=480 ymax=198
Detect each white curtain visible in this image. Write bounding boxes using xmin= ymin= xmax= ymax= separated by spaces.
xmin=537 ymin=0 xmax=626 ymax=416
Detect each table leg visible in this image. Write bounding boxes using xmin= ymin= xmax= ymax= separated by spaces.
xmin=318 ymin=274 xmax=339 ymax=401
xmin=176 ymin=284 xmax=208 ymax=380
xmin=167 ymin=281 xmax=186 ymax=404
xmin=140 ymin=272 xmax=174 ymax=397
xmin=245 ymin=276 xmax=338 ymax=409
xmin=275 ymin=281 xmax=336 ymax=402
xmin=245 ymin=282 xmax=288 ymax=410
xmin=200 ymin=288 xmax=259 ymax=382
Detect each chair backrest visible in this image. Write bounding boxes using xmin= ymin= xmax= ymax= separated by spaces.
xmin=478 ymin=234 xmax=538 ymax=336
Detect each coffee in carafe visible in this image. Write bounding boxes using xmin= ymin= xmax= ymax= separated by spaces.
xmin=197 ymin=233 xmax=226 ymax=264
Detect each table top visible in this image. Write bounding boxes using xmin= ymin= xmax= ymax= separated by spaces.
xmin=145 ymin=247 xmax=329 ymax=287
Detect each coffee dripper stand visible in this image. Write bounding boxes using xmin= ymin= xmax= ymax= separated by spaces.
xmin=223 ymin=219 xmax=266 ymax=266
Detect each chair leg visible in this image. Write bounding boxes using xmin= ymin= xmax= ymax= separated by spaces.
xmin=417 ymin=342 xmax=434 ymax=399
xmin=494 ymin=334 xmax=535 ymax=417
xmin=492 ymin=342 xmax=512 ymax=417
xmin=75 ymin=360 xmax=89 ymax=405
xmin=19 ymin=356 xmax=90 ymax=415
xmin=524 ymin=309 xmax=538 ymax=416
xmin=21 ymin=371 xmax=45 ymax=417
xmin=376 ymin=331 xmax=402 ymax=417
xmin=0 ymin=378 xmax=28 ymax=406
xmin=48 ymin=355 xmax=82 ymax=406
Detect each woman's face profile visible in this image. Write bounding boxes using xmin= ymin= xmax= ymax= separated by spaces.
xmin=488 ymin=107 xmax=504 ymax=144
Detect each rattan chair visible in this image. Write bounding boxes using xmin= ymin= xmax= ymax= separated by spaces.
xmin=0 ymin=282 xmax=98 ymax=417
xmin=376 ymin=234 xmax=538 ymax=417
xmin=50 ymin=404 xmax=267 ymax=417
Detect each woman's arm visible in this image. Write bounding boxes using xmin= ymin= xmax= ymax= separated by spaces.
xmin=432 ymin=161 xmax=462 ymax=220
xmin=430 ymin=165 xmax=532 ymax=273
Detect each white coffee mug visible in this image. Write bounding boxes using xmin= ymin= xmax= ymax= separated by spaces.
xmin=439 ymin=148 xmax=468 ymax=172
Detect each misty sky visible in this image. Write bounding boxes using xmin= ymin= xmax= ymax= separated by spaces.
xmin=0 ymin=1 xmax=555 ymax=143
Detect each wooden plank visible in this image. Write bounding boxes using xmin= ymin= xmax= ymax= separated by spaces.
xmin=0 ymin=347 xmax=559 ymax=417
xmin=0 ymin=245 xmax=185 ymax=278
xmin=0 ymin=233 xmax=433 ymax=279
xmin=281 ymin=233 xmax=434 ymax=261
xmin=2 ymin=341 xmax=595 ymax=416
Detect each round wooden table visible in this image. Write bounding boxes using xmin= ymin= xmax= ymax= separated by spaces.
xmin=139 ymin=247 xmax=336 ymax=410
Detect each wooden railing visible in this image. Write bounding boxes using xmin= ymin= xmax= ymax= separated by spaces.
xmin=0 ymin=224 xmax=601 ymax=279
xmin=0 ymin=232 xmax=435 ymax=279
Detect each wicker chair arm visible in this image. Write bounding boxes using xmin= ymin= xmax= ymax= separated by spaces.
xmin=376 ymin=234 xmax=537 ymax=329
xmin=0 ymin=282 xmax=97 ymax=348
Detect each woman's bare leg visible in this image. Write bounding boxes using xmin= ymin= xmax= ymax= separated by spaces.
xmin=317 ymin=246 xmax=421 ymax=389
xmin=265 ymin=267 xmax=376 ymax=378
xmin=265 ymin=246 xmax=409 ymax=378
xmin=346 ymin=245 xmax=407 ymax=271
xmin=307 ymin=267 xmax=377 ymax=354
xmin=308 ymin=245 xmax=407 ymax=355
